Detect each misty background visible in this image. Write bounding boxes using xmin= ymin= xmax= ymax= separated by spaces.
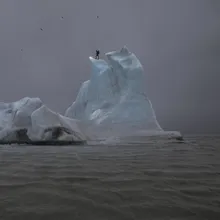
xmin=0 ymin=0 xmax=219 ymax=134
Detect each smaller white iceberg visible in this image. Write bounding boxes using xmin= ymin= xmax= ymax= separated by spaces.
xmin=0 ymin=97 xmax=86 ymax=144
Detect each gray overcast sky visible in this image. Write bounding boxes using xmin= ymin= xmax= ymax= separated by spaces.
xmin=0 ymin=0 xmax=219 ymax=134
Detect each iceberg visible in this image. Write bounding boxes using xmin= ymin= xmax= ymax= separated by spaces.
xmin=0 ymin=46 xmax=182 ymax=145
xmin=0 ymin=97 xmax=86 ymax=144
xmin=65 ymin=46 xmax=181 ymax=140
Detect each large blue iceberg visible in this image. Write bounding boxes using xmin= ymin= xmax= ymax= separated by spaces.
xmin=65 ymin=47 xmax=181 ymax=140
xmin=66 ymin=47 xmax=162 ymax=128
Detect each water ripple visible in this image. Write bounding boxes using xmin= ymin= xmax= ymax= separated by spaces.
xmin=0 ymin=136 xmax=220 ymax=219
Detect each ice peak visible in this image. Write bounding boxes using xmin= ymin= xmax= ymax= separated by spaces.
xmin=105 ymin=46 xmax=131 ymax=58
xmin=120 ymin=46 xmax=130 ymax=54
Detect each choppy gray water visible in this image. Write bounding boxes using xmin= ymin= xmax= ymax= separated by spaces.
xmin=0 ymin=135 xmax=220 ymax=220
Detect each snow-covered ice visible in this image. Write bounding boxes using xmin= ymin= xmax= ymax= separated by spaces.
xmin=0 ymin=97 xmax=86 ymax=143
